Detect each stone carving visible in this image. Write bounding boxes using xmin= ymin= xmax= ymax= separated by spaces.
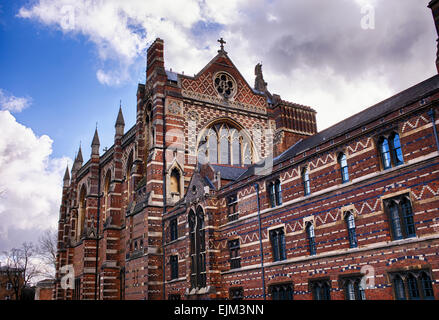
xmin=254 ymin=63 xmax=267 ymax=92
xmin=167 ymin=101 xmax=182 ymax=115
xmin=187 ymin=110 xmax=199 ymax=122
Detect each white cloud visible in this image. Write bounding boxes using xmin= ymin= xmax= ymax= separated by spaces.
xmin=0 ymin=110 xmax=73 ymax=251
xmin=0 ymin=89 xmax=31 ymax=113
xmin=16 ymin=0 xmax=438 ymax=130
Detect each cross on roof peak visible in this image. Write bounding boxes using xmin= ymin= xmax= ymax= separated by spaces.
xmin=217 ymin=37 xmax=227 ymax=53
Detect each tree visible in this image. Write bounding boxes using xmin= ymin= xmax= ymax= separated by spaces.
xmin=37 ymin=229 xmax=57 ymax=278
xmin=1 ymin=242 xmax=40 ymax=300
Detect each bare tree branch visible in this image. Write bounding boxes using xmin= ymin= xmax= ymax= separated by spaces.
xmin=1 ymin=242 xmax=40 ymax=300
xmin=37 ymin=229 xmax=57 ymax=278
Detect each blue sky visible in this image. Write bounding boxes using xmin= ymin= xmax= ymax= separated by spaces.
xmin=0 ymin=0 xmax=437 ymax=252
xmin=0 ymin=1 xmax=140 ymax=161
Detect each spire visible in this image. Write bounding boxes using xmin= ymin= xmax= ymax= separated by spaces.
xmin=115 ymin=104 xmax=125 ymax=137
xmin=92 ymin=127 xmax=100 ymax=146
xmin=91 ymin=127 xmax=100 ymax=156
xmin=64 ymin=165 xmax=70 ymax=180
xmin=115 ymin=104 xmax=125 ymax=127
xmin=63 ymin=165 xmax=70 ymax=187
xmin=76 ymin=144 xmax=83 ymax=163
xmin=72 ymin=144 xmax=83 ymax=174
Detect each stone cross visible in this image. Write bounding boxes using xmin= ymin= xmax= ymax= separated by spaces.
xmin=218 ymin=38 xmax=226 ymax=51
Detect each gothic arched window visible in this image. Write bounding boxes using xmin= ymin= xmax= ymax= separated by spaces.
xmin=378 ymin=133 xmax=404 ymax=170
xmin=103 ymin=170 xmax=111 ymax=221
xmin=393 ymin=275 xmax=406 ymax=300
xmin=269 ymin=227 xmax=286 ymax=262
xmin=267 ymin=179 xmax=282 ymax=208
xmin=345 ymin=212 xmax=357 ymax=248
xmin=189 ymin=207 xmax=206 ymax=289
xmin=77 ymin=185 xmax=87 ymax=241
xmin=338 ymin=153 xmax=349 ymax=183
xmin=407 ymin=274 xmax=420 ymax=300
xmin=302 ymin=168 xmax=311 ymax=196
xmin=379 ymin=137 xmax=392 ymax=170
xmin=420 ymin=272 xmax=435 ymax=300
xmin=390 ymin=133 xmax=404 ymax=166
xmin=391 ymin=271 xmax=436 ymax=300
xmin=270 ymin=283 xmax=294 ymax=300
xmin=198 ymin=122 xmax=253 ymax=166
xmin=343 ymin=277 xmax=366 ymax=300
xmin=306 ymin=222 xmax=316 ymax=256
xmin=401 ymin=197 xmax=415 ymax=238
xmin=384 ymin=195 xmax=416 ymax=240
xmin=126 ymin=151 xmax=133 ymax=198
xmin=311 ymin=279 xmax=331 ymax=300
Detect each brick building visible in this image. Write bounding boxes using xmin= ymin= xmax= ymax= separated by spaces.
xmin=54 ymin=2 xmax=439 ymax=300
xmin=35 ymin=279 xmax=54 ymax=300
xmin=0 ymin=266 xmax=24 ymax=300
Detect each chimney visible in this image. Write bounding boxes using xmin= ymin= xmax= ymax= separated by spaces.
xmin=146 ymin=38 xmax=165 ymax=79
xmin=272 ymin=98 xmax=317 ymax=157
xmin=429 ymin=0 xmax=439 ymax=72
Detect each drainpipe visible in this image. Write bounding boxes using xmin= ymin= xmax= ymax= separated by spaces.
xmin=428 ymin=107 xmax=439 ymax=151
xmin=162 ymin=98 xmax=167 ymax=300
xmin=95 ymin=164 xmax=101 ymax=300
xmin=255 ymin=183 xmax=266 ymax=300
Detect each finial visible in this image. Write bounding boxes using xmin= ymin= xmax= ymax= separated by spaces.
xmin=218 ymin=37 xmax=227 ymax=53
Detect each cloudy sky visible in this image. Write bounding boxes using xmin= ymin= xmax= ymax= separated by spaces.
xmin=0 ymin=0 xmax=437 ymax=251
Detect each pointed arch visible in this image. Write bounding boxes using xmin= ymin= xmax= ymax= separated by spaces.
xmin=125 ymin=150 xmax=134 ymax=198
xmin=77 ymin=184 xmax=87 ymax=241
xmin=196 ymin=117 xmax=258 ymax=166
xmin=188 ymin=206 xmax=207 ymax=289
xmin=103 ymin=169 xmax=111 ymax=222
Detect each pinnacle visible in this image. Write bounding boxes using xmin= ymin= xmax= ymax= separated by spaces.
xmin=115 ymin=105 xmax=125 ymax=127
xmin=63 ymin=165 xmax=70 ymax=180
xmin=92 ymin=128 xmax=100 ymax=146
xmin=76 ymin=145 xmax=83 ymax=163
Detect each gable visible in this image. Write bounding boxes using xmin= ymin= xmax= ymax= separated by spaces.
xmin=180 ymin=53 xmax=268 ymax=114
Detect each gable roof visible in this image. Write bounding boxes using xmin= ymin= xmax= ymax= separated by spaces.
xmin=167 ymin=51 xmax=267 ymax=98
xmin=209 ymin=164 xmax=248 ymax=181
xmin=231 ymin=73 xmax=439 ymax=184
xmin=276 ymin=73 xmax=439 ymax=164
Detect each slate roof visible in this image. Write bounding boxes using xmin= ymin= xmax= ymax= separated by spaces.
xmin=233 ymin=74 xmax=439 ymax=184
xmin=210 ymin=164 xmax=248 ymax=181
xmin=166 ymin=70 xmax=178 ymax=82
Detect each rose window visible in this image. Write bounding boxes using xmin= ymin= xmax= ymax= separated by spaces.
xmin=214 ymin=73 xmax=236 ymax=98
